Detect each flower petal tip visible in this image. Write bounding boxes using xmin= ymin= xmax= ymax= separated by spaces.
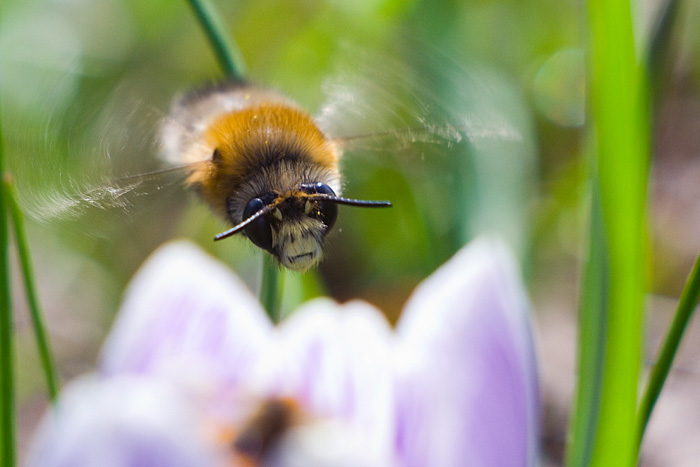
xmin=99 ymin=240 xmax=272 ymax=390
xmin=395 ymin=237 xmax=540 ymax=467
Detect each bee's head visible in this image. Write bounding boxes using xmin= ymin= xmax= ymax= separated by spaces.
xmin=215 ymin=182 xmax=391 ymax=273
xmin=244 ymin=183 xmax=337 ymax=272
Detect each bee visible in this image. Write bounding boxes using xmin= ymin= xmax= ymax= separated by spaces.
xmin=159 ymin=80 xmax=391 ymax=273
xmin=21 ymin=47 xmax=520 ymax=272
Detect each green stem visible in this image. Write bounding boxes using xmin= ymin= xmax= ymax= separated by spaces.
xmin=566 ymin=0 xmax=650 ymax=465
xmin=647 ymin=0 xmax=680 ymax=99
xmin=636 ymin=252 xmax=700 ymax=448
xmin=184 ymin=0 xmax=247 ymax=80
xmin=0 ymin=94 xmax=15 ymax=467
xmin=566 ymin=178 xmax=609 ymax=467
xmin=633 ymin=0 xmax=686 ymax=453
xmin=260 ymin=256 xmax=283 ymax=323
xmin=3 ymin=175 xmax=59 ymax=401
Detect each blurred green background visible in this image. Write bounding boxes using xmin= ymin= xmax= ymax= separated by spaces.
xmin=3 ymin=0 xmax=700 ymax=465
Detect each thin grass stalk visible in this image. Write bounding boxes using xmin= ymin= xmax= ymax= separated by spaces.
xmin=632 ymin=0 xmax=694 ymax=453
xmin=636 ymin=252 xmax=700 ymax=448
xmin=566 ymin=179 xmax=609 ymax=467
xmin=647 ymin=0 xmax=680 ymax=99
xmin=0 ymin=95 xmax=15 ymax=467
xmin=3 ymin=176 xmax=59 ymax=401
xmin=260 ymin=256 xmax=283 ymax=323
xmin=184 ymin=0 xmax=247 ymax=79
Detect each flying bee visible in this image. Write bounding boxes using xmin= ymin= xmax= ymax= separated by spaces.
xmin=21 ymin=47 xmax=523 ymax=273
xmin=160 ymin=81 xmax=391 ymax=272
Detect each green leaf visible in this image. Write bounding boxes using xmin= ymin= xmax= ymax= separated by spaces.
xmin=567 ymin=0 xmax=650 ymax=465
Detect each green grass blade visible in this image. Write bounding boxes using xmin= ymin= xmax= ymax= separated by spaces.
xmin=260 ymin=256 xmax=283 ymax=323
xmin=647 ymin=0 xmax=680 ymax=98
xmin=567 ymin=0 xmax=651 ymax=465
xmin=566 ymin=181 xmax=609 ymax=467
xmin=184 ymin=0 xmax=247 ymax=79
xmin=3 ymin=176 xmax=59 ymax=401
xmin=0 ymin=94 xmax=16 ymax=467
xmin=633 ymin=0 xmax=692 ymax=448
xmin=0 ymin=214 xmax=12 ymax=466
xmin=636 ymin=252 xmax=700 ymax=449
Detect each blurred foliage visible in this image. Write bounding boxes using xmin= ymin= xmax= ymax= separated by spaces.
xmin=0 ymin=0 xmax=586 ymax=360
xmin=0 ymin=0 xmax=549 ymax=312
xmin=3 ymin=0 xmax=700 ymax=462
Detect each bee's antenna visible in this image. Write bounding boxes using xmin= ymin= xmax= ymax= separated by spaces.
xmin=214 ymin=205 xmax=276 ymax=241
xmin=307 ymin=194 xmax=392 ymax=208
xmin=214 ymin=196 xmax=390 ymax=241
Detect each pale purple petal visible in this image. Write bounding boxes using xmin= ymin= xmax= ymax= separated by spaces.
xmin=99 ymin=241 xmax=272 ymax=393
xmin=395 ymin=238 xmax=539 ymax=467
xmin=251 ymin=299 xmax=398 ymax=467
xmin=26 ymin=375 xmax=222 ymax=467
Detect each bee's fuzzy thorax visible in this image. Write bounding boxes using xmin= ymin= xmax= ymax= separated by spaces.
xmin=184 ymin=102 xmax=340 ymax=221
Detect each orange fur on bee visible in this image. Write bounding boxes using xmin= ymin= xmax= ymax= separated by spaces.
xmin=186 ymin=103 xmax=339 ymax=219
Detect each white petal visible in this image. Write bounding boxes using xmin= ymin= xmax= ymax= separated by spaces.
xmin=26 ymin=375 xmax=222 ymax=467
xmin=252 ymin=299 xmax=398 ymax=467
xmin=99 ymin=241 xmax=272 ymax=395
xmin=395 ymin=238 xmax=539 ymax=467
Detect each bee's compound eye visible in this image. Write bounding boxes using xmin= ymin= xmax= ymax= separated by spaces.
xmin=314 ymin=182 xmax=336 ymax=196
xmin=313 ymin=183 xmax=338 ymax=231
xmin=300 ymin=182 xmax=336 ymax=196
xmin=299 ymin=183 xmax=337 ymax=233
xmin=246 ymin=215 xmax=273 ymax=252
xmin=243 ymin=197 xmax=273 ymax=252
xmin=243 ymin=197 xmax=264 ymax=220
xmin=317 ymin=200 xmax=338 ymax=233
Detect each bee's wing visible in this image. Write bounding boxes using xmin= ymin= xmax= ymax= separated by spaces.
xmin=18 ymin=162 xmax=195 ymax=224
xmin=313 ymin=44 xmax=535 ymax=257
xmin=11 ymin=87 xmax=201 ymax=225
xmin=16 ymin=79 xmax=280 ymax=226
xmin=315 ymin=45 xmax=523 ymax=157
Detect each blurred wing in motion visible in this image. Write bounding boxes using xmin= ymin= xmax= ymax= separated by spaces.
xmin=314 ymin=44 xmax=535 ymax=261
xmin=14 ymin=88 xmax=208 ymax=225
xmin=19 ymin=164 xmax=194 ymax=223
xmin=315 ymin=45 xmax=523 ymax=156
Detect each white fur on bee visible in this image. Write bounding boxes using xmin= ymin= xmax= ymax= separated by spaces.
xmin=159 ymin=85 xmax=297 ymax=166
xmin=272 ymin=216 xmax=326 ymax=272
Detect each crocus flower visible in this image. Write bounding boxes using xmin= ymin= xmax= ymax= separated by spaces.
xmin=27 ymin=238 xmax=540 ymax=467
